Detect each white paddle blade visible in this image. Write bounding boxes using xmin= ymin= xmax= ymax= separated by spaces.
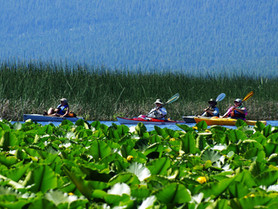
xmin=216 ymin=93 xmax=226 ymax=102
xmin=166 ymin=93 xmax=180 ymax=105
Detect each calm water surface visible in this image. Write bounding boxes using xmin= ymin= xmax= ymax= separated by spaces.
xmin=35 ymin=120 xmax=278 ymax=131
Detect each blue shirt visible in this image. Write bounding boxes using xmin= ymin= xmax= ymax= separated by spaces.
xmin=201 ymin=107 xmax=219 ymax=117
xmin=148 ymin=107 xmax=167 ymax=119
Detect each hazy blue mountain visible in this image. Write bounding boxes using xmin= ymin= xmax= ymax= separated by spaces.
xmin=1 ymin=0 xmax=277 ymax=76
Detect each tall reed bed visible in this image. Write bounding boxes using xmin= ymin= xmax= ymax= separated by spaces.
xmin=0 ymin=61 xmax=277 ymax=121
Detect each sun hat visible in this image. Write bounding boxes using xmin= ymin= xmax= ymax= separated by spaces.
xmin=234 ymin=98 xmax=242 ymax=103
xmin=60 ymin=98 xmax=68 ymax=103
xmin=154 ymin=99 xmax=163 ymax=104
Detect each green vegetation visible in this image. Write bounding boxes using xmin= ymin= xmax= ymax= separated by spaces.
xmin=0 ymin=119 xmax=278 ymax=208
xmin=0 ymin=62 xmax=277 ymax=121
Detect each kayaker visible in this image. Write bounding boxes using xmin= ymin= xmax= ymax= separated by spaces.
xmin=201 ymin=99 xmax=219 ymax=117
xmin=222 ymin=98 xmax=247 ymax=119
xmin=45 ymin=98 xmax=70 ymax=117
xmin=147 ymin=99 xmax=167 ymax=119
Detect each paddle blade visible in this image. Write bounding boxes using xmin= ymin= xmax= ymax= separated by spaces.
xmin=243 ymin=91 xmax=254 ymax=102
xmin=165 ymin=93 xmax=180 ymax=105
xmin=216 ymin=93 xmax=226 ymax=102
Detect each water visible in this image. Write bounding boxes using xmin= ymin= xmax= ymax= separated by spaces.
xmin=26 ymin=121 xmax=186 ymax=131
xmin=27 ymin=120 xmax=278 ymax=131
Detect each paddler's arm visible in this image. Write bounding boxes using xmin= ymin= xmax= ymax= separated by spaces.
xmin=204 ymin=109 xmax=214 ymax=116
xmin=234 ymin=107 xmax=246 ymax=114
xmin=222 ymin=106 xmax=234 ymax=118
xmin=62 ymin=107 xmax=70 ymax=117
xmin=148 ymin=107 xmax=156 ymax=115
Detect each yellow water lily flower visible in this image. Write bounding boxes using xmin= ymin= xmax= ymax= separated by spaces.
xmin=244 ymin=193 xmax=255 ymax=198
xmin=127 ymin=155 xmax=134 ymax=161
xmin=196 ymin=176 xmax=207 ymax=184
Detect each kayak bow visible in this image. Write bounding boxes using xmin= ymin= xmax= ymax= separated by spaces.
xmin=182 ymin=116 xmax=196 ymax=123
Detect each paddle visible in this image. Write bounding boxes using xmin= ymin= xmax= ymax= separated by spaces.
xmin=164 ymin=93 xmax=180 ymax=106
xmin=222 ymin=91 xmax=253 ymax=117
xmin=242 ymin=91 xmax=254 ymax=102
xmin=216 ymin=93 xmax=226 ymax=102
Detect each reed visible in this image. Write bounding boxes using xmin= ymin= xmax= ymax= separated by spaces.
xmin=0 ymin=61 xmax=277 ymax=121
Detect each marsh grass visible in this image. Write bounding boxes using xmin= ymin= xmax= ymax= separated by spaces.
xmin=0 ymin=61 xmax=277 ymax=121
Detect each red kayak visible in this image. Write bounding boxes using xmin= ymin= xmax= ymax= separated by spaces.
xmin=117 ymin=116 xmax=184 ymax=125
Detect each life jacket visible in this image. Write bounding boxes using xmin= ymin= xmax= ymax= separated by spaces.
xmin=230 ymin=106 xmax=246 ymax=120
xmin=56 ymin=104 xmax=69 ymax=115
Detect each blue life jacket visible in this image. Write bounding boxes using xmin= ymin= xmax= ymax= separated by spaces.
xmin=56 ymin=104 xmax=69 ymax=115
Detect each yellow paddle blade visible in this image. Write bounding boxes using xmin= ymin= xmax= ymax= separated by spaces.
xmin=243 ymin=91 xmax=254 ymax=102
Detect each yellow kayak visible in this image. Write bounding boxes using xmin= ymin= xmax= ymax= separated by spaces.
xmin=194 ymin=116 xmax=267 ymax=126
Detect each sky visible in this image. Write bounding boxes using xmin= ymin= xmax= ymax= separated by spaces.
xmin=1 ymin=0 xmax=277 ymax=77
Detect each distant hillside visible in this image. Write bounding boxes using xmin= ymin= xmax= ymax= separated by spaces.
xmin=0 ymin=0 xmax=277 ymax=77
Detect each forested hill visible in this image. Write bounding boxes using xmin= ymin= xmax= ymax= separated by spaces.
xmin=1 ymin=0 xmax=277 ymax=77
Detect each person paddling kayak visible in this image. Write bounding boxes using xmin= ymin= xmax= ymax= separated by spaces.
xmin=147 ymin=99 xmax=167 ymax=119
xmin=201 ymin=99 xmax=220 ymax=117
xmin=222 ymin=98 xmax=247 ymax=120
xmin=45 ymin=98 xmax=70 ymax=117
xmin=138 ymin=94 xmax=179 ymax=120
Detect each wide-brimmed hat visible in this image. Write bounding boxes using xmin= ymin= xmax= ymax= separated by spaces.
xmin=208 ymin=98 xmax=217 ymax=104
xmin=234 ymin=98 xmax=242 ymax=103
xmin=154 ymin=99 xmax=163 ymax=104
xmin=60 ymin=98 xmax=68 ymax=103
